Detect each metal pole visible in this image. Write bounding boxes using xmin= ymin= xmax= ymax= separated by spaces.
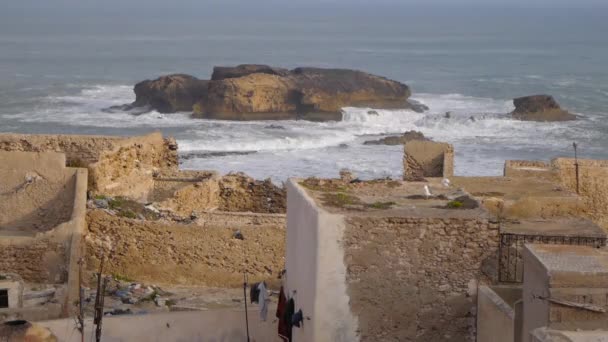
xmin=236 ymin=231 xmax=250 ymax=342
xmin=573 ymin=142 xmax=579 ymax=194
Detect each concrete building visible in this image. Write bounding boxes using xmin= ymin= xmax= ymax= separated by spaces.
xmin=0 ymin=151 xmax=87 ymax=321
xmin=0 ymin=274 xmax=24 ymax=310
xmin=522 ymin=245 xmax=608 ymax=341
xmin=286 ymin=177 xmax=500 ymax=341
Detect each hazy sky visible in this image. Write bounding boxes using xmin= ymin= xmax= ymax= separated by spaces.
xmin=5 ymin=0 xmax=607 ymax=10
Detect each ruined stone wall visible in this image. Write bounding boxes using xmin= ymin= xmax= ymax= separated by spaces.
xmin=403 ymin=140 xmax=454 ymax=181
xmin=0 ymin=133 xmax=122 ymax=165
xmin=88 ymin=133 xmax=177 ymax=200
xmin=0 ymin=239 xmax=68 ymax=283
xmin=552 ymin=158 xmax=608 ymax=228
xmin=0 ymin=132 xmax=178 ymax=201
xmin=153 ymin=172 xmax=286 ymax=217
xmin=343 ymin=216 xmax=500 ymax=342
xmin=85 ymin=210 xmax=285 ymax=287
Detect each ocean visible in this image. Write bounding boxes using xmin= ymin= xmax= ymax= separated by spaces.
xmin=1 ymin=4 xmax=607 ymax=182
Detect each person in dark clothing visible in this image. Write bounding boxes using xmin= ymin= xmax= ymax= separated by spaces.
xmin=276 ymin=286 xmax=292 ymax=341
xmin=250 ymin=282 xmax=260 ymax=303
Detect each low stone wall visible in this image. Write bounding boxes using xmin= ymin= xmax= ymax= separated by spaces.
xmin=343 ymin=216 xmax=499 ymax=341
xmin=153 ymin=172 xmax=287 ymax=216
xmin=0 ymin=239 xmax=68 ymax=284
xmin=85 ymin=210 xmax=285 ymax=287
xmin=552 ymin=158 xmax=608 ymax=228
xmin=504 ymin=160 xmax=556 ymax=181
xmin=403 ymin=140 xmax=454 ymax=181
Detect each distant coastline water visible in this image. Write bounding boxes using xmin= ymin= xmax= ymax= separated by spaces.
xmin=1 ymin=4 xmax=607 ymax=181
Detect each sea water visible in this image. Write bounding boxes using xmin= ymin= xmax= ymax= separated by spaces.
xmin=1 ymin=4 xmax=607 ymax=182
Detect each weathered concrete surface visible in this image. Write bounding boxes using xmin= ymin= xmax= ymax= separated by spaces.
xmin=85 ymin=210 xmax=285 ymax=287
xmin=523 ymin=245 xmax=608 ymax=342
xmin=0 ymin=151 xmax=74 ymax=233
xmin=286 ymin=179 xmax=358 ymax=342
xmin=0 ymin=151 xmax=88 ymax=320
xmin=403 ymin=140 xmax=454 ymax=181
xmin=477 ymin=285 xmax=519 ymax=342
xmin=39 ymin=309 xmax=280 ymax=342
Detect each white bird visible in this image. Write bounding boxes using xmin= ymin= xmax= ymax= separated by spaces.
xmin=424 ymin=185 xmax=432 ymax=198
xmin=442 ymin=178 xmax=451 ymax=188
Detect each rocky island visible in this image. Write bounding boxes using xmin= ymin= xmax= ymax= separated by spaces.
xmin=511 ymin=94 xmax=576 ymax=121
xmin=114 ymin=64 xmax=424 ymax=121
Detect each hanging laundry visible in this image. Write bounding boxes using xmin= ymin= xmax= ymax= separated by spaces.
xmin=276 ymin=286 xmax=292 ymax=342
xmin=250 ymin=282 xmax=260 ymax=304
xmin=292 ymin=309 xmax=303 ymax=328
xmin=258 ymin=282 xmax=269 ymax=321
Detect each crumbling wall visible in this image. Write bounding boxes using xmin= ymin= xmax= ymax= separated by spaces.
xmin=0 ymin=132 xmax=178 ymax=201
xmin=88 ymin=133 xmax=177 ymax=200
xmin=153 ymin=172 xmax=287 ymax=216
xmin=0 ymin=133 xmax=122 ymax=165
xmin=552 ymin=158 xmax=608 ymax=228
xmin=85 ymin=210 xmax=285 ymax=287
xmin=403 ymin=140 xmax=454 ymax=181
xmin=0 ymin=239 xmax=68 ymax=283
xmin=343 ymin=216 xmax=499 ymax=341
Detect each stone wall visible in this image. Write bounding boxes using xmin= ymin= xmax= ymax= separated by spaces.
xmin=85 ymin=210 xmax=285 ymax=287
xmin=0 ymin=132 xmax=178 ymax=201
xmin=0 ymin=239 xmax=68 ymax=284
xmin=552 ymin=158 xmax=608 ymax=229
xmin=343 ymin=216 xmax=499 ymax=341
xmin=403 ymin=140 xmax=454 ymax=181
xmin=153 ymin=172 xmax=287 ymax=216
xmin=503 ymin=160 xmax=556 ymax=181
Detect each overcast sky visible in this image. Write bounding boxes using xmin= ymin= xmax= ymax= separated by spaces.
xmin=5 ymin=0 xmax=607 ymax=9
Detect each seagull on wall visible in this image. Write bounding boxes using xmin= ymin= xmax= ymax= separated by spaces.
xmin=442 ymin=178 xmax=451 ymax=188
xmin=424 ymin=185 xmax=432 ymax=199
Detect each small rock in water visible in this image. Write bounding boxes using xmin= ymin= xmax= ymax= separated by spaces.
xmin=367 ymin=110 xmax=379 ymax=116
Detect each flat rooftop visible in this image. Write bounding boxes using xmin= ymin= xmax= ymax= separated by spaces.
xmin=502 ymin=219 xmax=606 ymax=238
xmin=297 ymin=177 xmax=488 ymax=219
xmin=526 ymin=244 xmax=608 ymax=275
xmin=451 ymin=176 xmax=576 ymax=201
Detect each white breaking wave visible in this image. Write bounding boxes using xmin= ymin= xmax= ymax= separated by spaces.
xmin=3 ymin=84 xmax=196 ymax=128
xmin=3 ymin=84 xmax=597 ymax=180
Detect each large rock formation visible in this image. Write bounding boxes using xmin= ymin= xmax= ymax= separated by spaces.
xmin=511 ymin=95 xmax=576 ymax=122
xmin=125 ymin=65 xmax=418 ymax=121
xmin=133 ymin=74 xmax=209 ymax=113
xmin=211 ymin=64 xmax=289 ymax=81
